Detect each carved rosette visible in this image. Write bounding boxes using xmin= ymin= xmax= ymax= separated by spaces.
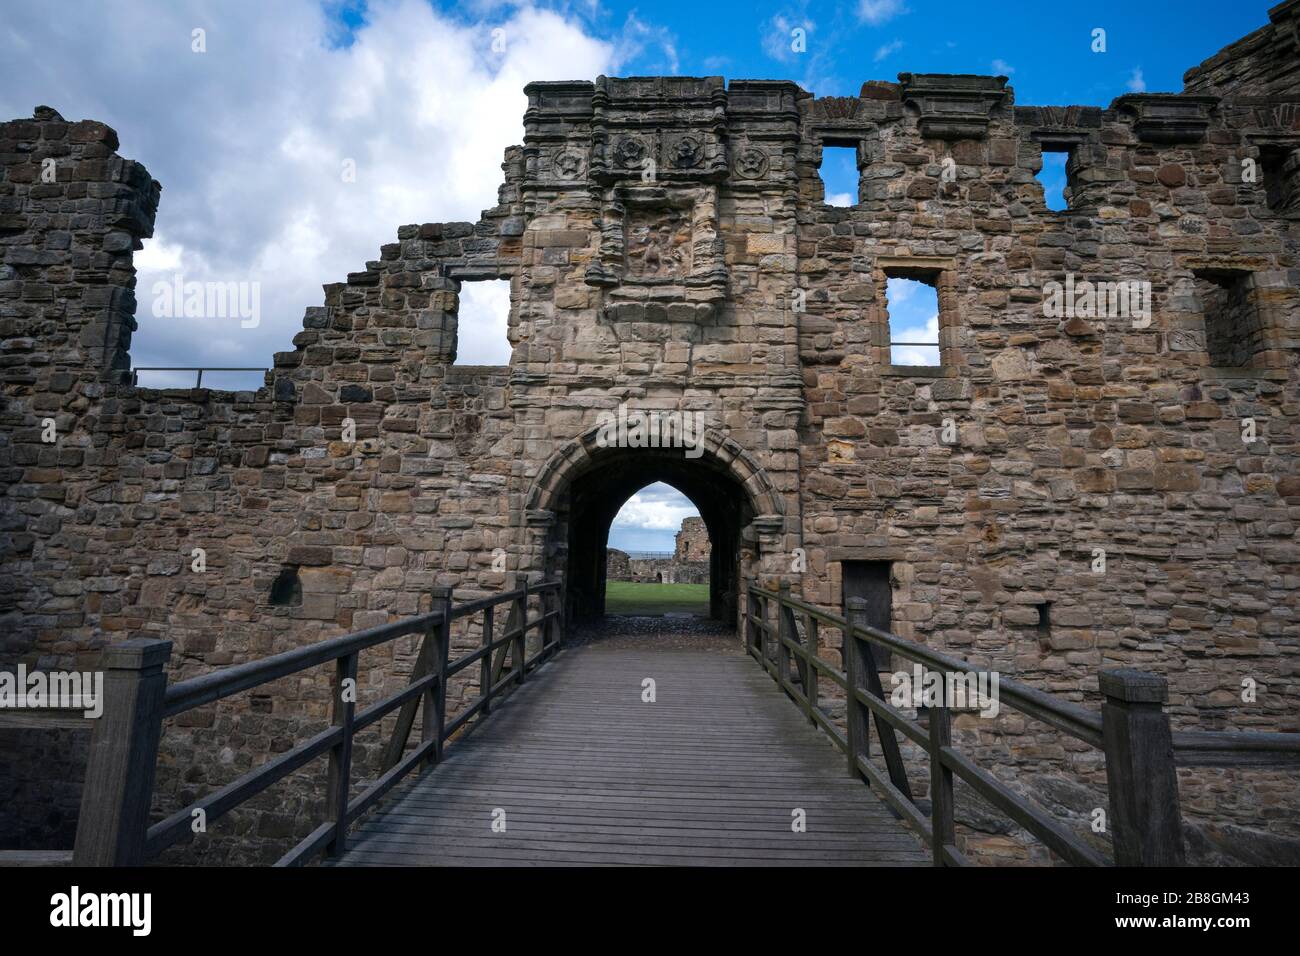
xmin=551 ymin=148 xmax=585 ymax=180
xmin=614 ymin=137 xmax=649 ymax=169
xmin=669 ymin=135 xmax=703 ymax=169
xmin=733 ymin=146 xmax=769 ymax=180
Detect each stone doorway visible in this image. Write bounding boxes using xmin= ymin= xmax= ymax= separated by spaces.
xmin=525 ymin=425 xmax=787 ymax=631
xmin=560 ymin=460 xmax=750 ymax=625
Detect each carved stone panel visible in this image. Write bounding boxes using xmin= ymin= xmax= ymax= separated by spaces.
xmin=625 ymin=206 xmax=693 ymax=279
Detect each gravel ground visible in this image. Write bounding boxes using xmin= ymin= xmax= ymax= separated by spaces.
xmin=566 ymin=614 xmax=741 ymax=653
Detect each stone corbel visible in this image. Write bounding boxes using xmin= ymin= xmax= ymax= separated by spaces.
xmin=898 ymin=73 xmax=1009 ymax=140
xmin=1112 ymin=94 xmax=1218 ymax=144
xmin=525 ymin=509 xmax=555 ymax=529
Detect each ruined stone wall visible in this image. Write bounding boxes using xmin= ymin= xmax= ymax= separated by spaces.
xmin=1184 ymin=0 xmax=1300 ymax=98
xmin=619 ymin=556 xmax=707 ymax=585
xmin=788 ymin=22 xmax=1300 ymax=861
xmin=2 ymin=8 xmax=1299 ymax=864
xmin=604 ymin=517 xmax=711 ymax=584
xmin=0 ymin=112 xmax=529 ymax=859
xmin=605 ymin=547 xmax=632 ymax=580
xmin=675 ymin=515 xmax=710 ymax=562
xmin=0 ymin=107 xmax=160 ymax=848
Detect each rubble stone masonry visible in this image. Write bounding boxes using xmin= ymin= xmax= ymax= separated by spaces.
xmin=2 ymin=2 xmax=1299 ymax=863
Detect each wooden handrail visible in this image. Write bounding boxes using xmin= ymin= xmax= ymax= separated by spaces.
xmin=752 ymin=584 xmax=1104 ymax=746
xmin=73 ymin=578 xmax=564 ymax=867
xmin=162 ymin=614 xmax=442 ymax=718
xmin=746 ymin=583 xmax=1297 ymax=867
xmin=1172 ymin=729 xmax=1300 ymax=767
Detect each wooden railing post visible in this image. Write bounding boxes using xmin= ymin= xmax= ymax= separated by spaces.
xmin=428 ymin=586 xmax=452 ymax=763
xmin=1100 ymin=668 xmax=1186 ymax=866
xmin=763 ymin=589 xmax=776 ymax=665
xmin=844 ymin=599 xmax=871 ymax=781
xmin=514 ymin=579 xmax=529 ymax=684
xmin=803 ymin=614 xmax=819 ymax=722
xmin=928 ymin=702 xmax=956 ymax=866
xmin=546 ymin=584 xmax=563 ymax=657
xmin=777 ymin=581 xmax=793 ymax=687
xmin=74 ymin=638 xmax=172 ymax=866
xmin=748 ymin=587 xmax=759 ymax=660
xmin=846 ymin=597 xmax=914 ymax=802
xmin=490 ymin=573 xmax=519 ymax=688
xmin=326 ymin=650 xmax=358 ymax=857
xmin=480 ymin=603 xmax=495 ymax=716
xmin=382 ymin=588 xmax=449 ymax=773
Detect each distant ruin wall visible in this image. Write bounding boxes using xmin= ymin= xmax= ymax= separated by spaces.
xmin=605 ymin=517 xmax=711 ymax=584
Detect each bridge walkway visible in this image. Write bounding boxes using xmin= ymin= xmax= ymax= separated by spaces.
xmin=332 ymin=641 xmax=928 ymax=866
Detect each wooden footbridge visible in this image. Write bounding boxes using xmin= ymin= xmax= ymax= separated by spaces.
xmin=332 ymin=644 xmax=925 ymax=866
xmin=21 ymin=580 xmax=1299 ymax=868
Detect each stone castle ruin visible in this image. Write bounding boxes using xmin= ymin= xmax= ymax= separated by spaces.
xmin=2 ymin=3 xmax=1300 ymax=862
xmin=604 ymin=515 xmax=711 ymax=586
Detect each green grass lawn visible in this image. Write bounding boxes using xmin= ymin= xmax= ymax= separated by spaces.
xmin=605 ymin=581 xmax=709 ymax=615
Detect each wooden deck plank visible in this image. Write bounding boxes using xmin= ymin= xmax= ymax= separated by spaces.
xmin=331 ymin=643 xmax=928 ymax=867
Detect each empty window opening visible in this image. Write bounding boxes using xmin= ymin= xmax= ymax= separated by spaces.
xmin=1036 ymin=602 xmax=1052 ymax=645
xmin=819 ymin=145 xmax=859 ymax=207
xmin=885 ymin=276 xmax=940 ymax=366
xmin=453 ymin=279 xmax=511 ymax=365
xmin=269 ymin=566 xmax=302 ymax=607
xmin=1260 ymin=145 xmax=1298 ymax=213
xmin=1035 ymin=144 xmax=1075 ymax=211
xmin=1195 ymin=270 xmax=1262 ymax=369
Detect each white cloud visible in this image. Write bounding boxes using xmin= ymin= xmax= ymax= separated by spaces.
xmin=0 ymin=0 xmax=619 ymax=373
xmin=763 ymin=14 xmax=815 ymax=64
xmin=886 ymin=276 xmax=917 ymax=306
xmin=1127 ymin=67 xmax=1146 ymax=93
xmin=612 ymin=484 xmax=699 ymax=531
xmin=825 ymin=192 xmax=854 ymax=207
xmin=890 ymin=315 xmax=940 ymax=366
xmin=455 ymin=279 xmax=511 ymax=365
xmin=874 ymin=39 xmax=903 ymax=62
xmin=857 ymin=0 xmax=907 ymax=25
xmin=991 ymin=58 xmax=1015 ymax=75
xmin=616 ymin=11 xmax=679 ymax=74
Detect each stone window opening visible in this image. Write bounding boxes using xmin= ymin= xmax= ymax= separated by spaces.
xmin=452 ymin=278 xmax=512 ymax=366
xmin=873 ymin=258 xmax=957 ymax=375
xmin=818 ymin=141 xmax=859 ymax=208
xmin=885 ymin=275 xmax=940 ymax=367
xmin=1036 ymin=602 xmax=1052 ymax=646
xmin=1258 ymin=144 xmax=1299 ymax=214
xmin=1193 ymin=269 xmax=1267 ymax=370
xmin=269 ymin=566 xmax=302 ymax=607
xmin=1035 ymin=143 xmax=1076 ymax=212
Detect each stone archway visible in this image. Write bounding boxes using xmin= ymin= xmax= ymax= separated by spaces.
xmin=523 ymin=425 xmax=786 ymax=627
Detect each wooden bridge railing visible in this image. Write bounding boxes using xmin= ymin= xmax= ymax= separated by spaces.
xmin=746 ymin=582 xmax=1300 ymax=867
xmin=69 ymin=578 xmax=563 ymax=867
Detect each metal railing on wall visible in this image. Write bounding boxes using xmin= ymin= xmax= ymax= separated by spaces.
xmin=130 ymin=367 xmax=267 ymax=388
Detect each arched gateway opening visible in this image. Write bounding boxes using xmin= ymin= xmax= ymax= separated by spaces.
xmin=525 ymin=426 xmax=784 ymax=629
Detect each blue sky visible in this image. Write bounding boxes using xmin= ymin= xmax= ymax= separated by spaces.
xmin=608 ymin=482 xmax=699 ymax=552
xmin=2 ymin=0 xmax=1274 ymax=550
